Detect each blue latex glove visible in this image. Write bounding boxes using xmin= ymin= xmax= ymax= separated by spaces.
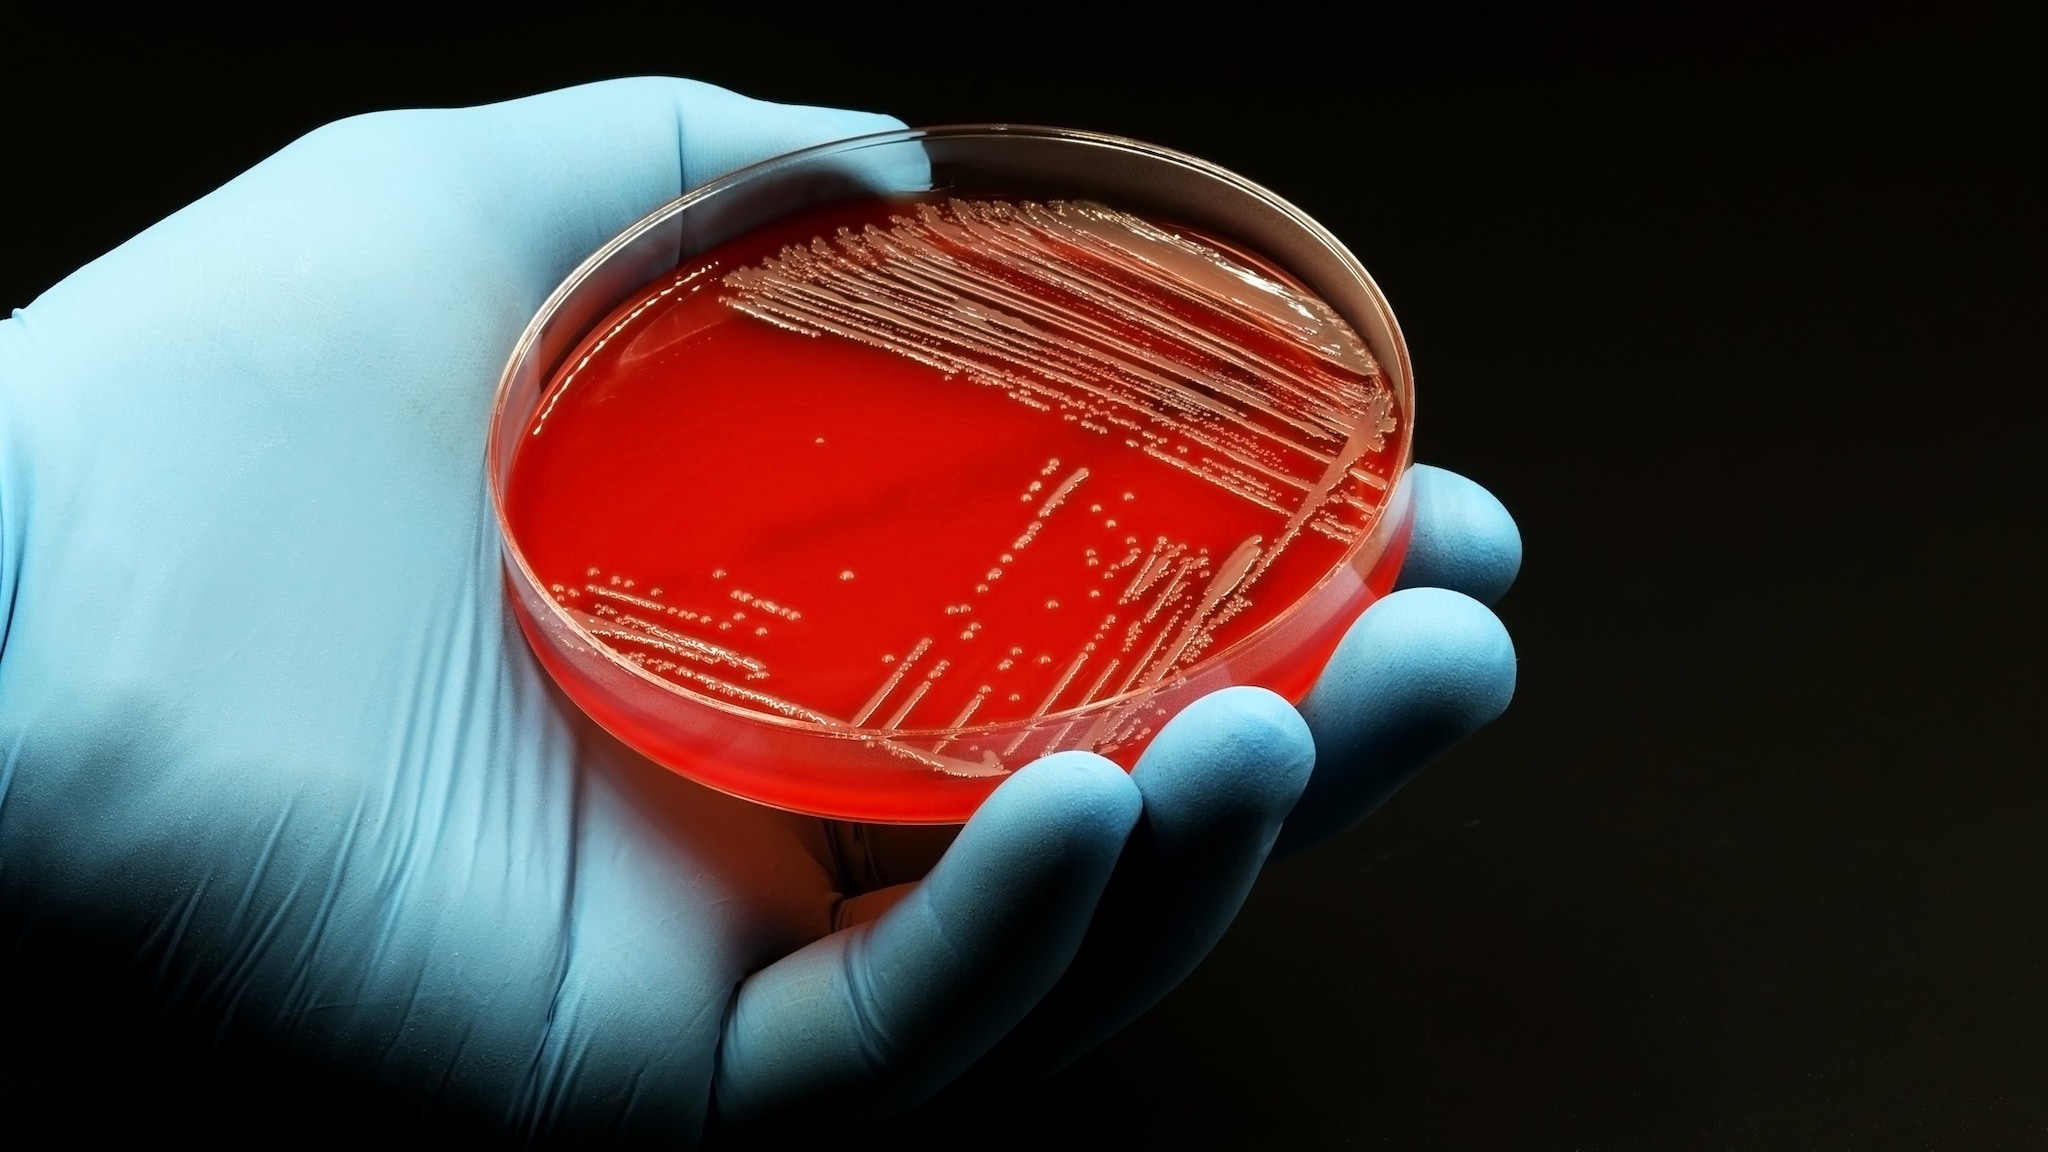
xmin=0 ymin=79 xmax=1519 ymax=1142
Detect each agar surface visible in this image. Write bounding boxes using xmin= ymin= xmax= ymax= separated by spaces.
xmin=512 ymin=196 xmax=1402 ymax=767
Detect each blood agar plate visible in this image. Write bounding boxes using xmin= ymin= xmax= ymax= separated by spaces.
xmin=490 ymin=127 xmax=1414 ymax=822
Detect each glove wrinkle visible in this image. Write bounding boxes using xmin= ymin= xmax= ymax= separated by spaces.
xmin=274 ymin=797 xmax=367 ymax=1044
xmin=509 ymin=716 xmax=593 ymax=1145
xmin=0 ymin=319 xmax=21 ymax=669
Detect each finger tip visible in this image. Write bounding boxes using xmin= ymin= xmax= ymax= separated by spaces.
xmin=1281 ymin=590 xmax=1516 ymax=855
xmin=993 ymin=750 xmax=1143 ymax=841
xmin=1316 ymin=588 xmax=1518 ymax=730
xmin=1141 ymin=686 xmax=1315 ymax=781
xmin=1126 ymin=688 xmax=1316 ymax=835
xmin=1400 ymin=465 xmax=1523 ymax=604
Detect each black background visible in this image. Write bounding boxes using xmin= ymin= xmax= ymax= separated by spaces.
xmin=4 ymin=8 xmax=2042 ymax=1148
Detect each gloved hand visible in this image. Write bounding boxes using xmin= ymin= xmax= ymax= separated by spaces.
xmin=0 ymin=78 xmax=1519 ymax=1143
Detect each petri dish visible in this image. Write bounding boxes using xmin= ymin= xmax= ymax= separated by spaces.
xmin=489 ymin=126 xmax=1415 ymax=823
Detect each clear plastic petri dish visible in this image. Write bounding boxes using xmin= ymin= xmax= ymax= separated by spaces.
xmin=489 ymin=125 xmax=1415 ymax=823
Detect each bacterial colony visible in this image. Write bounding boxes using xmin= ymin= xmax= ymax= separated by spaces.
xmin=506 ymin=196 xmax=1403 ymax=772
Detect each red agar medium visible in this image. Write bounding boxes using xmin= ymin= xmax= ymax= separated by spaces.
xmin=503 ymin=195 xmax=1409 ymax=821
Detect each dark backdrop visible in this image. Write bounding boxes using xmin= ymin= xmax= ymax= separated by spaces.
xmin=4 ymin=10 xmax=2041 ymax=1148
